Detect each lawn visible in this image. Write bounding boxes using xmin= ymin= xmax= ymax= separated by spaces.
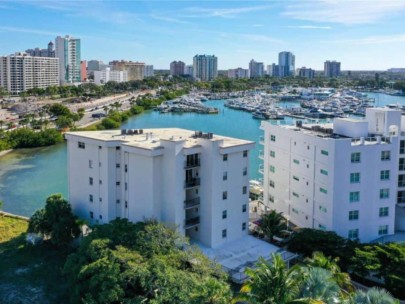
xmin=0 ymin=215 xmax=69 ymax=304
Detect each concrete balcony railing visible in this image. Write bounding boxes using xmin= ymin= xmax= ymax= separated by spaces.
xmin=259 ymin=136 xmax=264 ymax=145
xmin=184 ymin=197 xmax=200 ymax=209
xmin=185 ymin=216 xmax=200 ymax=229
xmin=184 ymin=159 xmax=200 ymax=169
xmin=259 ymin=150 xmax=264 ymax=160
xmin=258 ymin=165 xmax=264 ymax=175
xmin=184 ymin=178 xmax=201 ymax=189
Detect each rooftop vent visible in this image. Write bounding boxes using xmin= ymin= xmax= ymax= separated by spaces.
xmin=194 ymin=130 xmax=214 ymax=139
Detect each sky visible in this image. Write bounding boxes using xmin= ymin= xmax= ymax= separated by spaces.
xmin=0 ymin=0 xmax=405 ymax=70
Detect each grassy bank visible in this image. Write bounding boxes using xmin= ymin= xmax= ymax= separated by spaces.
xmin=0 ymin=215 xmax=68 ymax=303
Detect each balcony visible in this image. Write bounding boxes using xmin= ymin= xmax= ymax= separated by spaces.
xmin=184 ymin=159 xmax=200 ymax=169
xmin=184 ymin=197 xmax=200 ymax=209
xmin=185 ymin=216 xmax=200 ymax=229
xmin=184 ymin=178 xmax=200 ymax=189
xmin=259 ymin=150 xmax=264 ymax=160
xmin=258 ymin=165 xmax=264 ymax=175
xmin=259 ymin=136 xmax=264 ymax=145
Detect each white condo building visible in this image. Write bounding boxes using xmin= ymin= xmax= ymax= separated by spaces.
xmin=0 ymin=52 xmax=59 ymax=94
xmin=260 ymin=108 xmax=403 ymax=242
xmin=65 ymin=128 xmax=254 ymax=248
xmin=94 ymin=68 xmax=128 ymax=85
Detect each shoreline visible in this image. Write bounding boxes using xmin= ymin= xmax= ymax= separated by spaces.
xmin=0 ymin=210 xmax=29 ymax=221
xmin=0 ymin=149 xmax=13 ymax=157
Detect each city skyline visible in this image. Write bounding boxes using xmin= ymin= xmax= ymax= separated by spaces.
xmin=0 ymin=1 xmax=405 ymax=70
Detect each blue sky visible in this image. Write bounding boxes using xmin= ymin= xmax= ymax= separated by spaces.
xmin=0 ymin=0 xmax=405 ymax=70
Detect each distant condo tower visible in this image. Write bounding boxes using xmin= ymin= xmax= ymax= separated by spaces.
xmin=55 ymin=35 xmax=82 ymax=84
xmin=249 ymin=59 xmax=264 ymax=78
xmin=193 ymin=55 xmax=218 ymax=81
xmin=170 ymin=61 xmax=185 ymax=76
xmin=278 ymin=51 xmax=295 ymax=77
xmin=324 ymin=60 xmax=341 ymax=78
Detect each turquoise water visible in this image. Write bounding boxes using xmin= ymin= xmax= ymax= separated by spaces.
xmin=1 ymin=94 xmax=405 ymax=217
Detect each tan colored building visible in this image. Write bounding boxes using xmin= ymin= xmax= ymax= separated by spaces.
xmin=109 ymin=60 xmax=145 ymax=81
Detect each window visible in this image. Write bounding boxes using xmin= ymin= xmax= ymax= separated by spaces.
xmin=223 ymin=154 xmax=228 ymax=161
xmin=125 ymin=201 xmax=128 ymax=208
xmin=319 ymin=205 xmax=327 ymax=213
xmin=116 ymin=163 xmax=120 ymax=168
xmin=222 ymin=229 xmax=227 ymax=238
xmin=242 ymin=222 xmax=247 ymax=231
xmin=90 ymin=211 xmax=94 ymax=219
xmin=270 ymin=135 xmax=276 ymax=142
xmin=349 ymin=191 xmax=360 ymax=203
xmin=398 ymin=174 xmax=405 ymax=187
xmin=292 ymin=208 xmax=299 ymax=214
xmin=269 ymin=195 xmax=274 ymax=203
xmin=350 ymin=172 xmax=360 ymax=183
xmin=321 ymin=149 xmax=328 ymax=156
xmin=318 ymin=224 xmax=326 ymax=230
xmin=125 ymin=164 xmax=128 ymax=172
xmin=269 ymin=180 xmax=275 ymax=188
xmin=243 ymin=167 xmax=247 ymax=176
xmin=125 ymin=182 xmax=128 ymax=191
xmin=99 ymin=215 xmax=103 ymax=219
xmin=379 ymin=207 xmax=389 ymax=217
xmin=293 ymin=159 xmax=300 ymax=165
xmin=243 ymin=150 xmax=248 ymax=157
xmin=116 ymin=199 xmax=120 ymax=204
xmin=399 ymin=158 xmax=405 ymax=171
xmin=351 ymin=152 xmax=361 ymax=163
xmin=89 ymin=194 xmax=93 ymax=202
xmin=320 ymin=187 xmax=327 ymax=194
xmin=378 ymin=225 xmax=388 ymax=235
xmin=292 ymin=192 xmax=299 ymax=198
xmin=116 ymin=146 xmax=121 ymax=150
xmin=270 ymin=165 xmax=275 ymax=173
xmin=270 ymin=150 xmax=275 ymax=158
xmin=99 ymin=179 xmax=102 ymax=185
xmin=222 ymin=191 xmax=228 ymax=200
xmin=293 ymin=175 xmax=299 ymax=181
xmin=380 ymin=188 xmax=390 ymax=199
xmin=223 ymin=171 xmax=228 ymax=181
xmin=89 ymin=177 xmax=93 ymax=185
xmin=349 ymin=210 xmax=359 ymax=221
xmin=380 ymin=170 xmax=390 ymax=181
xmin=348 ymin=229 xmax=359 ymax=240
xmin=78 ymin=142 xmax=85 ymax=149
xmin=222 ymin=210 xmax=227 ymax=219
xmin=242 ymin=204 xmax=247 ymax=212
xmin=116 ymin=181 xmax=120 ymax=186
xmin=98 ymin=146 xmax=102 ymax=149
xmin=401 ymin=140 xmax=405 ymax=154
xmin=398 ymin=191 xmax=405 ymax=203
xmin=381 ymin=150 xmax=391 ymax=161
xmin=320 ymin=169 xmax=328 ymax=176
xmin=243 ymin=186 xmax=247 ymax=194
xmin=89 ymin=160 xmax=93 ymax=168
xmin=99 ymin=197 xmax=102 ymax=202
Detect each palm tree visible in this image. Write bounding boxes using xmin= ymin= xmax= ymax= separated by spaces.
xmin=237 ymin=253 xmax=303 ymax=303
xmin=191 ymin=277 xmax=231 ymax=304
xmin=259 ymin=210 xmax=287 ymax=241
xmin=349 ymin=288 xmax=399 ymax=304
xmin=0 ymin=120 xmax=4 ymax=130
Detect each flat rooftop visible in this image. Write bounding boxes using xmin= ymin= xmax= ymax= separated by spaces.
xmin=66 ymin=128 xmax=254 ymax=150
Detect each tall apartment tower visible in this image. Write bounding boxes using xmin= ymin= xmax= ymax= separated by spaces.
xmin=0 ymin=52 xmax=59 ymax=94
xmin=55 ymin=35 xmax=81 ymax=84
xmin=170 ymin=61 xmax=185 ymax=76
xmin=249 ymin=60 xmax=264 ymax=78
xmin=267 ymin=63 xmax=279 ymax=77
xmin=298 ymin=67 xmax=315 ymax=79
xmin=144 ymin=65 xmax=154 ymax=77
xmin=193 ymin=55 xmax=218 ymax=81
xmin=278 ymin=51 xmax=295 ymax=77
xmin=260 ymin=108 xmax=402 ymax=242
xmin=65 ymin=128 xmax=254 ymax=248
xmin=109 ymin=60 xmax=145 ymax=81
xmin=324 ymin=61 xmax=341 ymax=77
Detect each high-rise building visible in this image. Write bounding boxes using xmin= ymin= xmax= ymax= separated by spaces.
xmin=248 ymin=60 xmax=264 ymax=78
xmin=144 ymin=65 xmax=154 ymax=77
xmin=87 ymin=60 xmax=104 ymax=72
xmin=65 ymin=128 xmax=254 ymax=248
xmin=94 ymin=67 xmax=128 ymax=84
xmin=170 ymin=61 xmax=186 ymax=76
xmin=267 ymin=63 xmax=279 ymax=77
xmin=25 ymin=41 xmax=55 ymax=58
xmin=55 ymin=35 xmax=81 ymax=84
xmin=184 ymin=65 xmax=193 ymax=77
xmin=278 ymin=51 xmax=295 ymax=77
xmin=324 ymin=61 xmax=341 ymax=78
xmin=260 ymin=108 xmax=403 ymax=242
xmin=0 ymin=52 xmax=59 ymax=94
xmin=228 ymin=68 xmax=249 ymax=79
xmin=298 ymin=67 xmax=315 ymax=79
xmin=109 ymin=60 xmax=145 ymax=81
xmin=193 ymin=55 xmax=218 ymax=81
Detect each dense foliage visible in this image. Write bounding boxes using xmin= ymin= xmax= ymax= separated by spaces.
xmin=0 ymin=128 xmax=63 ymax=151
xmin=28 ymin=194 xmax=81 ymax=248
xmin=63 ymin=219 xmax=231 ymax=304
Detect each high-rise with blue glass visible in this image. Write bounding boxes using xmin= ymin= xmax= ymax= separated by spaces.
xmin=55 ymin=35 xmax=81 ymax=84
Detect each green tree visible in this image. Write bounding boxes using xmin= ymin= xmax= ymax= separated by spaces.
xmin=258 ymin=210 xmax=287 ymax=241
xmin=349 ymin=288 xmax=399 ymax=304
xmin=49 ymin=103 xmax=71 ymax=117
xmin=55 ymin=115 xmax=73 ymax=129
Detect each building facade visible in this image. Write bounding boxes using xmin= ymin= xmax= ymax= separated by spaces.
xmin=260 ymin=108 xmax=401 ymax=242
xmin=278 ymin=51 xmax=295 ymax=77
xmin=144 ymin=65 xmax=154 ymax=77
xmin=267 ymin=63 xmax=279 ymax=77
xmin=81 ymin=60 xmax=87 ymax=82
xmin=55 ymin=35 xmax=81 ymax=84
xmin=65 ymin=128 xmax=254 ymax=248
xmin=0 ymin=52 xmax=59 ymax=94
xmin=324 ymin=61 xmax=341 ymax=78
xmin=170 ymin=61 xmax=186 ymax=76
xmin=193 ymin=55 xmax=218 ymax=81
xmin=94 ymin=67 xmax=128 ymax=84
xmin=26 ymin=41 xmax=55 ymax=58
xmin=228 ymin=68 xmax=249 ymax=79
xmin=298 ymin=67 xmax=315 ymax=79
xmin=249 ymin=60 xmax=264 ymax=78
xmin=185 ymin=65 xmax=193 ymax=77
xmin=109 ymin=60 xmax=145 ymax=81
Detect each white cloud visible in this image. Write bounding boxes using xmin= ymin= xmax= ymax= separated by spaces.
xmin=184 ymin=5 xmax=273 ymax=18
xmin=0 ymin=26 xmax=60 ymax=36
xmin=283 ymin=1 xmax=405 ymax=25
xmin=150 ymin=14 xmax=191 ymax=24
xmin=287 ymin=25 xmax=331 ymax=30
